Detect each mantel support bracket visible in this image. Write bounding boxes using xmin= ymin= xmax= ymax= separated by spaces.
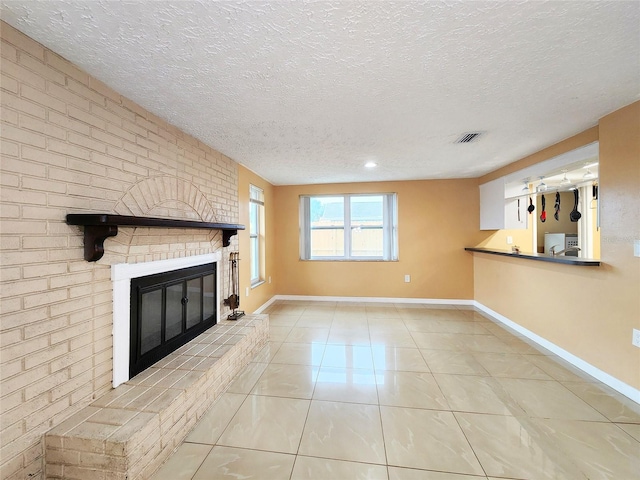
xmin=84 ymin=225 xmax=118 ymax=262
xmin=222 ymin=230 xmax=237 ymax=248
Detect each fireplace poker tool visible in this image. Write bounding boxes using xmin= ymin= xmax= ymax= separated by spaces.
xmin=224 ymin=251 xmax=245 ymax=320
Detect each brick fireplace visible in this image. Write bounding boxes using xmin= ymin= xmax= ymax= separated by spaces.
xmin=0 ymin=22 xmax=254 ymax=479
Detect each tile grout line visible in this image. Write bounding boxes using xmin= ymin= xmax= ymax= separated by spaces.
xmin=154 ymin=301 xmax=639 ymax=479
xmin=290 ymin=303 xmax=325 ymax=479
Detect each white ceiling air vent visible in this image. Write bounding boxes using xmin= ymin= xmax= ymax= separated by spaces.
xmin=455 ymin=132 xmax=484 ymax=144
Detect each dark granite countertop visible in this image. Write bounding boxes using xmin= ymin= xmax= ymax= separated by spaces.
xmin=465 ymin=247 xmax=601 ymax=266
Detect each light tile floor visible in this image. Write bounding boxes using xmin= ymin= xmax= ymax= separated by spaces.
xmin=151 ymin=301 xmax=640 ymax=480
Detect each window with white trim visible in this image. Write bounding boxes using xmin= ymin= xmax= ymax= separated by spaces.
xmin=249 ymin=185 xmax=265 ymax=285
xmin=299 ymin=193 xmax=398 ymax=261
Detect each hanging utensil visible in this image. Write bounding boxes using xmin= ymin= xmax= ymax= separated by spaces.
xmin=554 ymin=192 xmax=560 ymax=221
xmin=527 ymin=196 xmax=535 ymax=213
xmin=540 ymin=194 xmax=546 ymax=222
xmin=570 ymin=189 xmax=582 ymax=222
xmin=591 ymin=183 xmax=598 ymax=209
xmin=517 ymin=198 xmax=520 ymax=222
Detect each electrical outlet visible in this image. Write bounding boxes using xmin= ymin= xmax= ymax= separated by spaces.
xmin=269 ymin=276 xmax=272 ymax=284
xmin=633 ymin=329 xmax=640 ymax=348
xmin=506 ymin=236 xmax=513 ymax=245
xmin=404 ymin=274 xmax=411 ymax=283
xmin=245 ymin=287 xmax=249 ymax=297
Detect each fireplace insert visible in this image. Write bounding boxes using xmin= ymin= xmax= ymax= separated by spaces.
xmin=129 ymin=263 xmax=216 ymax=377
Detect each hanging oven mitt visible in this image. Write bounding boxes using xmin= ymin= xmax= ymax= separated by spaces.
xmin=554 ymin=192 xmax=560 ymax=221
xmin=540 ymin=195 xmax=546 ymax=222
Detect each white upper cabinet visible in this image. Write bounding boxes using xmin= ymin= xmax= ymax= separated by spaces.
xmin=479 ymin=177 xmax=528 ymax=230
xmin=479 ymin=178 xmax=505 ymax=230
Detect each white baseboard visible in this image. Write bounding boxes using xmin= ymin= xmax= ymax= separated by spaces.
xmin=270 ymin=294 xmax=474 ymax=306
xmin=253 ymin=296 xmax=279 ymax=314
xmin=474 ymin=301 xmax=640 ymax=405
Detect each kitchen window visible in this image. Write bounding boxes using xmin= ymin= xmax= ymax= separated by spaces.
xmin=299 ymin=193 xmax=398 ymax=261
xmin=249 ymin=185 xmax=265 ymax=285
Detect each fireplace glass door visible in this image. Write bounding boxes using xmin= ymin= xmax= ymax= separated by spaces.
xmin=130 ymin=263 xmax=216 ymax=377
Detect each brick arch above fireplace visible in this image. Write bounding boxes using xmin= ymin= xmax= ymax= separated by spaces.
xmin=114 ymin=175 xmax=221 ymax=222
xmin=98 ymin=176 xmax=230 ymax=265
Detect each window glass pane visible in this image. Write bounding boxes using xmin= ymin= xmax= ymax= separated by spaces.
xmin=310 ymin=196 xmax=344 ymax=257
xmin=186 ymin=278 xmax=202 ymax=329
xmin=350 ymin=195 xmax=383 ymax=226
xmin=250 ymin=184 xmax=264 ymax=202
xmin=311 ymin=228 xmax=344 ymax=257
xmin=350 ymin=195 xmax=383 ymax=257
xmin=311 ymin=196 xmax=343 ymax=225
xmin=140 ymin=289 xmax=162 ymax=354
xmin=203 ymin=274 xmax=215 ymax=320
xmin=165 ymin=283 xmax=183 ymax=341
xmin=250 ymin=185 xmax=264 ymax=284
xmin=250 ymin=237 xmax=259 ymax=281
xmin=351 ymin=227 xmax=383 ymax=257
xmin=249 ymin=202 xmax=258 ymax=234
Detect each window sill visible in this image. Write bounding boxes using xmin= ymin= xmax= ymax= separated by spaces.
xmin=251 ymin=280 xmax=265 ymax=289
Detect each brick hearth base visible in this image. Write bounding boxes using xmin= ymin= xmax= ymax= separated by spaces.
xmin=44 ymin=314 xmax=269 ymax=480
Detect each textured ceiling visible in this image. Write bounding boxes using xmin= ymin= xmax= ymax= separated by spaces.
xmin=1 ymin=1 xmax=639 ymax=185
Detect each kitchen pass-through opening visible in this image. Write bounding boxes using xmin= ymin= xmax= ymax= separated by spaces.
xmin=129 ymin=263 xmax=217 ymax=378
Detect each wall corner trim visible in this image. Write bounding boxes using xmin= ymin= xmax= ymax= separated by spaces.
xmin=474 ymin=301 xmax=640 ymax=405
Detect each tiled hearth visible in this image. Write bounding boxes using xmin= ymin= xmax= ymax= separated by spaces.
xmin=44 ymin=315 xmax=268 ymax=480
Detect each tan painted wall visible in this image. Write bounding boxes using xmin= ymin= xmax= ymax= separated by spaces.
xmin=273 ymin=179 xmax=485 ymax=299
xmin=237 ymin=165 xmax=277 ymax=313
xmin=473 ymin=101 xmax=640 ymax=390
xmin=0 ymin=22 xmax=240 ymax=478
xmin=475 ymin=220 xmax=534 ymax=253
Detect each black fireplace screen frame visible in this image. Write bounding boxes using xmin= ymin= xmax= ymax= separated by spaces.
xmin=130 ymin=263 xmax=217 ymax=378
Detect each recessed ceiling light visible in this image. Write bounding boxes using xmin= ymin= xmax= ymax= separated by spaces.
xmin=364 ymin=161 xmax=377 ymax=168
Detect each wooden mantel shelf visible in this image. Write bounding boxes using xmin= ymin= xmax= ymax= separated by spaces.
xmin=66 ymin=214 xmax=245 ymax=262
